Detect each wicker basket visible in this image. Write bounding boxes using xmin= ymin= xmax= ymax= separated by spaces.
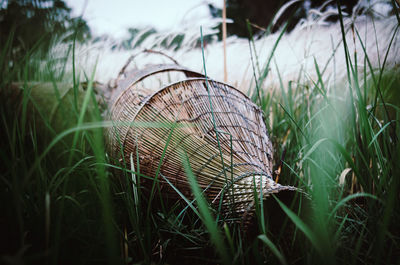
xmin=106 ymin=64 xmax=295 ymax=220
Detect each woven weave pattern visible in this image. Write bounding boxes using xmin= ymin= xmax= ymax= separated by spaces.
xmin=107 ymin=65 xmax=295 ymax=218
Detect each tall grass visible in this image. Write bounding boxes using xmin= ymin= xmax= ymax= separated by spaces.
xmin=1 ymin=4 xmax=400 ymax=265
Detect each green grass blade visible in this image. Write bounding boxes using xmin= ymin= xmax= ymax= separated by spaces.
xmin=273 ymin=195 xmax=321 ymax=255
xmin=258 ymin=234 xmax=287 ymax=265
xmin=182 ymin=150 xmax=230 ymax=265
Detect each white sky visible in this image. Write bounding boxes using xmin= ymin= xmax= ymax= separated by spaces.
xmin=65 ymin=0 xmax=223 ymax=39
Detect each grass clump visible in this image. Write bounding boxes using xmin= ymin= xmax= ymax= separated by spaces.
xmin=1 ymin=6 xmax=400 ymax=265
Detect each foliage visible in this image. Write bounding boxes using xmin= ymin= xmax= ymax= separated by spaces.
xmin=121 ymin=27 xmax=158 ymax=49
xmin=209 ymin=0 xmax=359 ymax=37
xmin=0 ymin=2 xmax=400 ymax=265
xmin=0 ymin=0 xmax=90 ymax=63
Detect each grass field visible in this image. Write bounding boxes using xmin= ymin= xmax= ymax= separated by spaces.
xmin=1 ymin=5 xmax=400 ymax=265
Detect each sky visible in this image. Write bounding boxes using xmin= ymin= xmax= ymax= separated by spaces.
xmin=65 ymin=0 xmax=223 ymax=39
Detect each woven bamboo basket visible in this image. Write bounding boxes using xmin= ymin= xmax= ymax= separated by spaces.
xmin=106 ymin=64 xmax=295 ymax=220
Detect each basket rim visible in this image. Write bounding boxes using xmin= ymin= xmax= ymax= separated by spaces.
xmin=131 ymin=77 xmax=264 ymax=123
xmin=119 ymin=77 xmax=268 ymax=162
xmin=110 ymin=64 xmax=204 ymax=110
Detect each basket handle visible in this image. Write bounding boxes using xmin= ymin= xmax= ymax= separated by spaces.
xmin=111 ymin=63 xmax=204 ymax=103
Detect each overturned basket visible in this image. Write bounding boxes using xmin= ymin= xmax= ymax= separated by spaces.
xmin=106 ymin=64 xmax=295 ymax=221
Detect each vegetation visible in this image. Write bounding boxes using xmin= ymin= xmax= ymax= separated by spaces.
xmin=0 ymin=0 xmax=90 ymax=65
xmin=1 ymin=2 xmax=400 ymax=265
xmin=209 ymin=0 xmax=359 ymax=37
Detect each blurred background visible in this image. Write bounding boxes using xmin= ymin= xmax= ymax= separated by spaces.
xmin=1 ymin=1 xmax=399 ymax=265
xmin=2 ymin=0 xmax=379 ymax=60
